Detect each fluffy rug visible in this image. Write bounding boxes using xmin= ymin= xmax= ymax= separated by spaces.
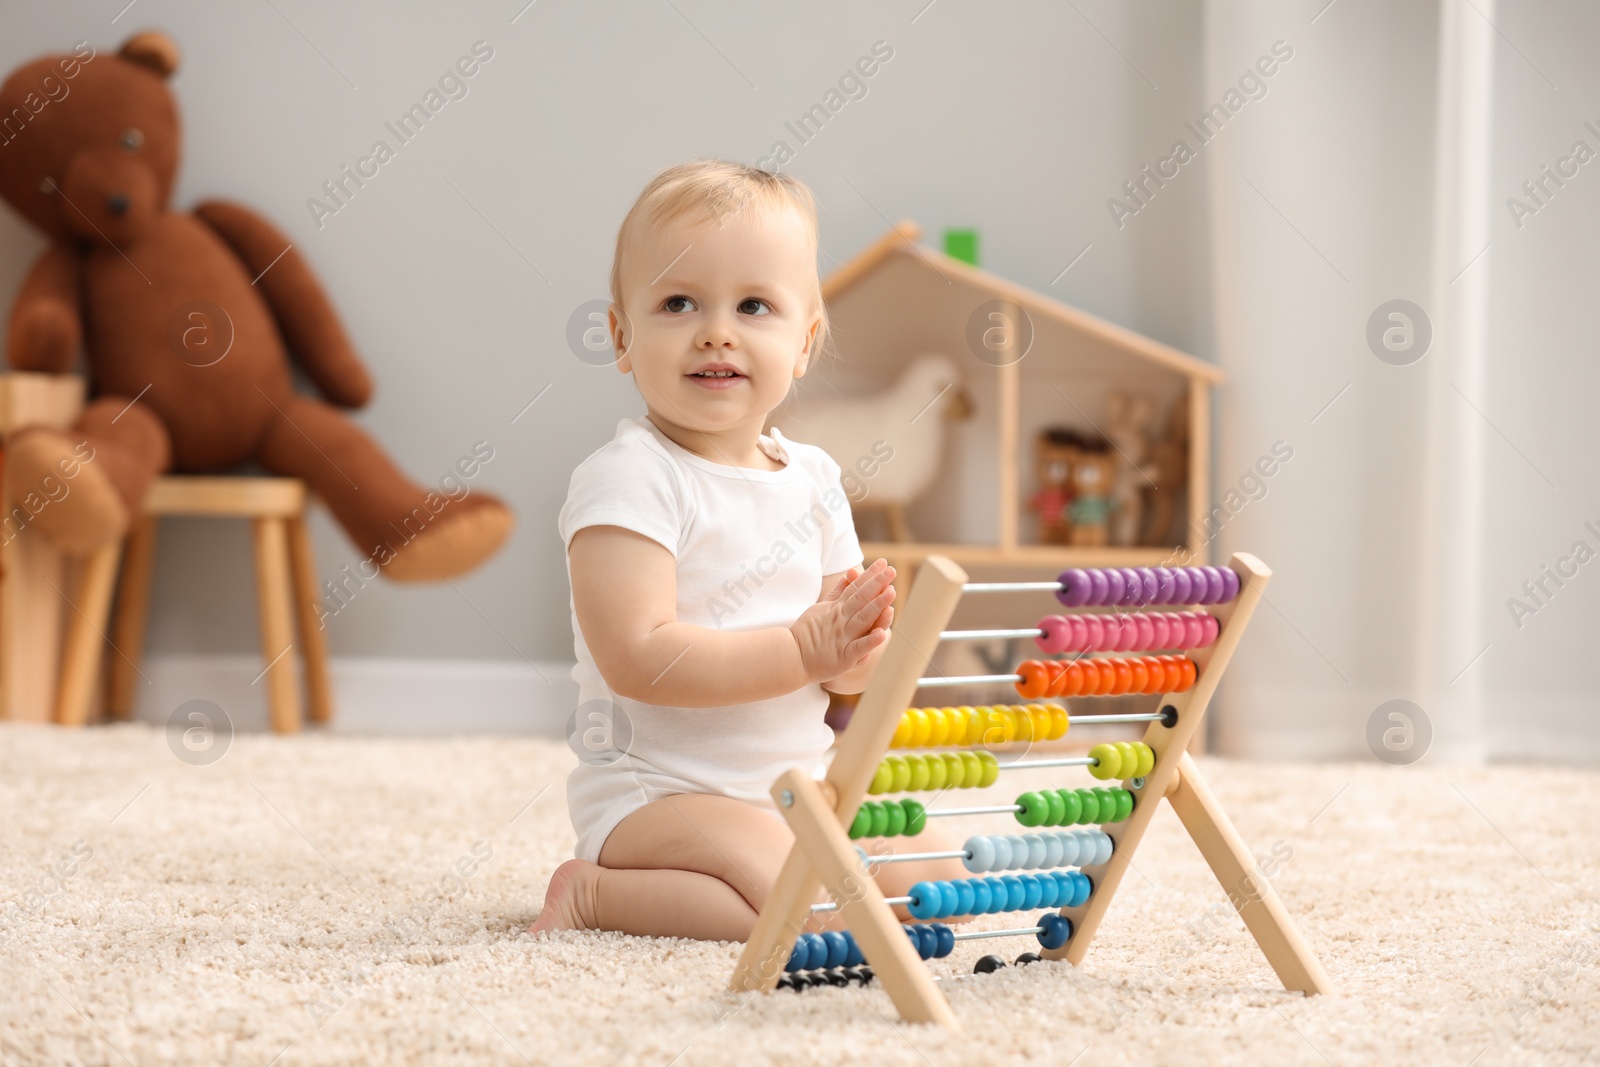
xmin=1 ymin=723 xmax=1596 ymax=1066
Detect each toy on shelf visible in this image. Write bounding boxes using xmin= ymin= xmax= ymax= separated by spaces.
xmin=1140 ymin=398 xmax=1191 ymax=547
xmin=729 ymin=555 xmax=1331 ymax=1030
xmin=1066 ymin=443 xmax=1115 ymax=547
xmin=1026 ymin=428 xmax=1089 ymax=546
xmin=772 ymin=353 xmax=973 ymax=544
xmin=1103 ymin=391 xmax=1157 ymax=547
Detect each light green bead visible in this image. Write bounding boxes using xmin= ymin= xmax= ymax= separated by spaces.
xmin=958 ymin=751 xmax=983 ymax=787
xmin=870 ymin=762 xmax=893 ymax=794
xmin=943 ymin=752 xmax=967 ymax=789
xmin=888 ymin=756 xmax=912 ymax=793
xmin=975 ymin=751 xmax=1000 ymax=788
xmin=1088 ymin=743 xmax=1119 ymax=781
xmin=907 ymin=755 xmax=931 ymax=792
xmin=924 ymin=756 xmax=948 ymax=792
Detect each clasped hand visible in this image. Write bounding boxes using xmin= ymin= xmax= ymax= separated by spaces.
xmin=791 ymin=558 xmax=897 ymax=685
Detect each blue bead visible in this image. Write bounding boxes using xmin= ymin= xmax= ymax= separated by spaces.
xmin=1037 ymin=912 xmax=1071 ymax=950
xmin=971 ymin=879 xmax=992 ymax=914
xmin=808 ymin=933 xmax=831 ymax=970
xmin=786 ymin=941 xmax=807 ymax=972
xmin=1069 ymin=872 xmax=1090 ymax=908
xmin=844 ymin=932 xmax=864 ymax=967
xmin=938 ymin=881 xmax=960 ymax=919
xmin=1020 ymin=874 xmax=1044 ymax=911
xmin=822 ymin=931 xmax=848 ymax=969
xmin=915 ymin=923 xmax=937 ymax=959
xmin=1002 ymin=875 xmax=1026 ymax=913
xmin=934 ymin=923 xmax=955 ymax=959
xmin=954 ymin=879 xmax=976 ymax=918
xmin=908 ymin=881 xmax=938 ymax=920
xmin=985 ymin=877 xmax=1008 ymax=914
xmin=1041 ymin=872 xmax=1064 ymax=909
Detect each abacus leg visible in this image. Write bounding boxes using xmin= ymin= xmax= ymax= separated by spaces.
xmin=1166 ymin=752 xmax=1334 ymax=995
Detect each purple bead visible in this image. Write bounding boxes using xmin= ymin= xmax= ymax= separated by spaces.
xmin=1155 ymin=567 xmax=1178 ymax=604
xmin=1116 ymin=568 xmax=1141 ymax=606
xmin=1171 ymin=568 xmax=1193 ymax=604
xmin=1057 ymin=569 xmax=1091 ymax=607
xmin=1135 ymin=567 xmax=1158 ymax=605
xmin=1088 ymin=569 xmax=1110 ymax=605
xmin=1201 ymin=566 xmax=1228 ymax=604
xmin=1099 ymin=568 xmax=1123 ymax=606
xmin=1219 ymin=566 xmax=1241 ymax=602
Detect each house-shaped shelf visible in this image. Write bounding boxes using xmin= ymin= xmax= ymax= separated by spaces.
xmin=808 ymin=219 xmax=1224 ymax=572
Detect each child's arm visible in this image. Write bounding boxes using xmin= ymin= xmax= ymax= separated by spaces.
xmin=569 ymin=526 xmax=894 ymax=708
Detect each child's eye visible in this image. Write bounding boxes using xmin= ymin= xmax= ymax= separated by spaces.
xmin=739 ymin=298 xmax=771 ymax=316
xmin=663 ymin=295 xmax=696 ymax=313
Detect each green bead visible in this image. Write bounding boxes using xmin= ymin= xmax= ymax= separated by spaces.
xmin=1044 ymin=789 xmax=1067 ymax=827
xmin=958 ymin=751 xmax=983 ymax=787
xmin=1094 ymin=787 xmax=1118 ymax=822
xmin=870 ymin=762 xmax=893 ymax=795
xmin=975 ymin=751 xmax=1000 ymax=788
xmin=907 ymin=755 xmax=930 ymax=792
xmin=888 ymin=756 xmax=912 ymax=793
xmin=868 ymin=802 xmax=890 ymax=838
xmin=849 ymin=807 xmax=872 ymax=839
xmin=1113 ymin=788 xmax=1134 ymax=822
xmin=944 ymin=753 xmax=967 ymax=789
xmin=1079 ymin=789 xmax=1101 ymax=823
xmin=924 ymin=756 xmax=948 ymax=792
xmin=902 ymin=799 xmax=926 ymax=836
xmin=1017 ymin=792 xmax=1047 ymax=827
xmin=884 ymin=801 xmax=907 ymax=837
xmin=1059 ymin=789 xmax=1083 ymax=826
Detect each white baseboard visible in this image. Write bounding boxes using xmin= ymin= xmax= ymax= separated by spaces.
xmin=125 ymin=654 xmax=578 ymax=737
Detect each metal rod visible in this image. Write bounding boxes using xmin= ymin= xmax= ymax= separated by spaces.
xmin=915 ymin=674 xmax=1024 ymax=688
xmin=950 ymin=925 xmax=1044 ymax=942
xmin=1003 ymin=756 xmax=1098 ymax=770
xmin=810 ymin=895 xmax=913 ymax=913
xmin=858 ymin=849 xmax=968 ymax=864
xmin=938 ymin=628 xmax=1044 ymax=641
xmin=960 ymin=581 xmax=1064 ymax=593
xmin=924 ymin=804 xmax=1023 ymax=817
xmin=1070 ymin=712 xmax=1164 ymax=724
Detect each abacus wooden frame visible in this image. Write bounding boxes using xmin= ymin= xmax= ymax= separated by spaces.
xmin=729 ymin=552 xmax=1332 ymax=1031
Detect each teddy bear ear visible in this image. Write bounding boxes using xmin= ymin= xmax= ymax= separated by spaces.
xmin=119 ymin=31 xmax=181 ymax=78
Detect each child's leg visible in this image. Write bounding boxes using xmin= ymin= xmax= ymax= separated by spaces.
xmin=859 ymin=819 xmax=975 ymax=925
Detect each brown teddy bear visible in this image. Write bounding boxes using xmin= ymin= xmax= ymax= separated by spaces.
xmin=0 ymin=32 xmax=511 ymax=580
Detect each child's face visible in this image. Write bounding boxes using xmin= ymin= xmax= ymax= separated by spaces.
xmin=610 ymin=203 xmax=821 ymax=435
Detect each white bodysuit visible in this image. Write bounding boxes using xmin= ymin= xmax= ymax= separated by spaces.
xmin=557 ymin=415 xmax=864 ymax=864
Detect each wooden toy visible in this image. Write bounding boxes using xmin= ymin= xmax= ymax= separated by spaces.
xmin=1102 ymin=391 xmax=1157 ymax=547
xmin=730 ymin=554 xmax=1331 ymax=1029
xmin=1066 ymin=444 xmax=1115 ymax=547
xmin=1026 ymin=428 xmax=1086 ymax=545
xmin=1140 ymin=398 xmax=1191 ymax=547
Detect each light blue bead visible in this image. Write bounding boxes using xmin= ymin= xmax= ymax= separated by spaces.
xmin=971 ymin=879 xmax=993 ymax=914
xmin=938 ymin=881 xmax=960 ymax=919
xmin=909 ymin=881 xmax=939 ymax=920
xmin=965 ymin=835 xmax=994 ymax=874
xmin=1002 ymin=875 xmax=1026 ymax=913
xmin=1069 ymin=872 xmax=1091 ymax=908
xmin=1021 ymin=874 xmax=1043 ymax=911
xmin=984 ymin=877 xmax=1007 ymax=914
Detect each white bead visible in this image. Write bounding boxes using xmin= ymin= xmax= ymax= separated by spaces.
xmin=964 ymin=835 xmax=994 ymax=874
xmin=1026 ymin=834 xmax=1048 ymax=869
xmin=1058 ymin=832 xmax=1080 ymax=867
xmin=1089 ymin=831 xmax=1113 ymax=866
xmin=991 ymin=835 xmax=1014 ymax=870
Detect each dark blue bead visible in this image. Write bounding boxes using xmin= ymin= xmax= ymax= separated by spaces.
xmin=1037 ymin=912 xmax=1071 ymax=950
xmin=915 ymin=923 xmax=937 ymax=959
xmin=843 ymin=932 xmax=864 ymax=968
xmin=822 ymin=931 xmax=848 ymax=969
xmin=934 ymin=923 xmax=955 ymax=959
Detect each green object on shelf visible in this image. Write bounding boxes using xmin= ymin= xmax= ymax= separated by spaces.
xmin=944 ymin=228 xmax=978 ymax=266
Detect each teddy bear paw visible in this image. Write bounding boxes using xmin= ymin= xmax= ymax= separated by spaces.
xmin=379 ymin=496 xmax=513 ymax=583
xmin=4 ymin=429 xmax=131 ymax=554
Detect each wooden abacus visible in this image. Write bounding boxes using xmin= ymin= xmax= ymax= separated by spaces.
xmin=729 ymin=553 xmax=1332 ymax=1030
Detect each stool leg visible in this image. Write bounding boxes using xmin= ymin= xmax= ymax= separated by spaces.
xmin=252 ymin=517 xmax=301 ymax=734
xmin=107 ymin=516 xmax=158 ymax=719
xmin=286 ymin=515 xmax=334 ymax=724
xmin=55 ymin=542 xmax=123 ymax=727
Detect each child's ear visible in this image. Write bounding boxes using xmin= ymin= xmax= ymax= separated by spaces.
xmin=609 ymin=303 xmax=631 ymax=370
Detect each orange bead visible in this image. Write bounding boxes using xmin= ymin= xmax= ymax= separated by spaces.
xmin=1162 ymin=656 xmax=1184 ymax=692
xmin=1179 ymin=657 xmax=1197 ymax=690
xmin=1061 ymin=660 xmax=1085 ymax=697
xmin=1128 ymin=658 xmax=1150 ymax=695
xmin=1016 ymin=660 xmax=1051 ymax=699
xmin=1045 ymin=660 xmax=1069 ymax=697
xmin=1087 ymin=658 xmax=1111 ymax=696
xmin=1110 ymin=658 xmax=1133 ymax=695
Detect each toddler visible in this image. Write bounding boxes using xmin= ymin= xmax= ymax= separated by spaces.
xmin=530 ymin=160 xmax=969 ymax=943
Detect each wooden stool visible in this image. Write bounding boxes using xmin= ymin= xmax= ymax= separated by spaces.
xmin=55 ymin=476 xmax=333 ymax=733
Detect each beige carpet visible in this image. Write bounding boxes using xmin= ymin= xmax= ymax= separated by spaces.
xmin=2 ymin=723 xmax=1597 ymax=1066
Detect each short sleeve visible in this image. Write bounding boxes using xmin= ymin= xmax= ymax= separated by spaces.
xmin=817 ymin=450 xmax=865 ymax=575
xmin=558 ymin=436 xmax=684 ymax=558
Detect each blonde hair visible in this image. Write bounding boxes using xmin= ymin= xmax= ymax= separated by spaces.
xmin=610 ymin=159 xmax=830 ymax=362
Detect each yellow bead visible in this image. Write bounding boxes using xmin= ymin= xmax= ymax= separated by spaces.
xmin=907 ymin=754 xmax=931 ymax=792
xmin=892 ymin=711 xmax=915 ymax=749
xmin=1010 ymin=706 xmax=1033 ymax=743
xmin=1132 ymin=742 xmax=1155 ymax=778
xmin=927 ymin=708 xmax=953 ymax=748
xmin=961 ymin=707 xmax=982 ymax=747
xmin=949 ymin=707 xmax=972 ymax=746
xmin=1113 ymin=742 xmax=1138 ymax=780
xmin=907 ymin=708 xmax=932 ymax=748
xmin=976 ymin=751 xmax=1000 ymax=788
xmin=1088 ymin=743 xmax=1119 ymax=780
xmin=1045 ymin=704 xmax=1069 ymax=740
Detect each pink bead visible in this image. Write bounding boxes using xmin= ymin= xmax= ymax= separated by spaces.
xmin=1133 ymin=613 xmax=1155 ymax=651
xmin=1199 ymin=613 xmax=1220 ymax=646
xmin=1150 ymin=613 xmax=1172 ymax=649
xmin=1115 ymin=615 xmax=1138 ymax=652
xmin=1037 ymin=615 xmax=1071 ymax=654
xmin=1067 ymin=614 xmax=1089 ymax=652
xmin=1083 ymin=613 xmax=1106 ymax=651
xmin=1181 ymin=613 xmax=1205 ymax=648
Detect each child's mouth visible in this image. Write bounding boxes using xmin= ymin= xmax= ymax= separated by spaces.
xmin=688 ymin=369 xmax=746 ymax=389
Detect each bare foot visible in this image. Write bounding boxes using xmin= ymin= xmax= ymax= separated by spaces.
xmin=528 ymin=858 xmax=601 ymax=936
